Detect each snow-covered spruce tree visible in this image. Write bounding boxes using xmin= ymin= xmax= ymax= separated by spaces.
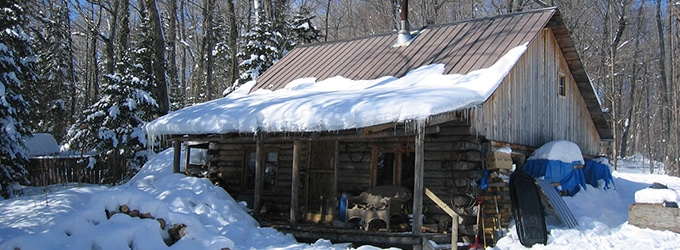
xmin=0 ymin=1 xmax=35 ymax=198
xmin=287 ymin=9 xmax=322 ymax=46
xmin=28 ymin=1 xmax=77 ymax=143
xmin=234 ymin=18 xmax=286 ymax=87
xmin=230 ymin=11 xmax=321 ymax=94
xmin=67 ymin=15 xmax=159 ymax=184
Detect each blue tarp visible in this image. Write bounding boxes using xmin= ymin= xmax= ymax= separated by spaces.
xmin=522 ymin=159 xmax=586 ymax=196
xmin=583 ymin=159 xmax=615 ymax=189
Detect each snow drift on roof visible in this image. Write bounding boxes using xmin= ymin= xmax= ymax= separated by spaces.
xmin=23 ymin=133 xmax=60 ymax=157
xmin=144 ymin=45 xmax=528 ymax=136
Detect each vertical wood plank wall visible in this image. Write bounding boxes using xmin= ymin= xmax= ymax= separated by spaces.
xmin=473 ymin=29 xmax=602 ymax=155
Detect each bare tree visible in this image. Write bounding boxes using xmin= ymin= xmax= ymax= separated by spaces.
xmin=167 ymin=0 xmax=183 ymax=110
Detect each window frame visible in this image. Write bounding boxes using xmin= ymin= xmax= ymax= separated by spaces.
xmin=242 ymin=149 xmax=279 ymax=191
xmin=558 ymin=73 xmax=567 ymax=97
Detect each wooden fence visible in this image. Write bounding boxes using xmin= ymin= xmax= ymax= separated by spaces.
xmin=25 ymin=156 xmax=114 ymax=186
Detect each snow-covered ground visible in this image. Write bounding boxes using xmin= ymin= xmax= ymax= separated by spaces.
xmin=1 ymin=149 xmax=679 ymax=249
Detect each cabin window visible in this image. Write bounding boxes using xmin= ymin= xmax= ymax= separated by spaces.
xmin=245 ymin=151 xmax=278 ymax=190
xmin=375 ymin=151 xmax=415 ymax=191
xmin=558 ymin=74 xmax=567 ymax=97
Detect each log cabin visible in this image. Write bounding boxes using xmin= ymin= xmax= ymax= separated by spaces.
xmin=145 ymin=7 xmax=612 ymax=249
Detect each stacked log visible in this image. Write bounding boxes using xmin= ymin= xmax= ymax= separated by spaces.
xmin=104 ymin=204 xmax=186 ymax=246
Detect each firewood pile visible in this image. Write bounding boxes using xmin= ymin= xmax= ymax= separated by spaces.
xmin=104 ymin=205 xmax=187 ymax=246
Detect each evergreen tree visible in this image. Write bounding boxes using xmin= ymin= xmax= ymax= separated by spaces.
xmin=235 ymin=18 xmax=285 ymax=87
xmin=29 ymin=0 xmax=76 ymax=143
xmin=0 ymin=0 xmax=35 ymax=198
xmin=232 ymin=10 xmax=321 ymax=93
xmin=67 ymin=14 xmax=159 ymax=183
xmin=287 ymin=9 xmax=322 ymax=47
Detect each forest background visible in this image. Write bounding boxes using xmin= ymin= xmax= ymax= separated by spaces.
xmin=1 ymin=0 xmax=679 ymax=196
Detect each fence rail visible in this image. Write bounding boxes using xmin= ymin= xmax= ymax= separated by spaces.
xmin=26 ymin=156 xmax=108 ymax=186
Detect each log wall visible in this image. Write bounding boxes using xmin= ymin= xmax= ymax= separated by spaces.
xmin=202 ymin=119 xmax=492 ymax=231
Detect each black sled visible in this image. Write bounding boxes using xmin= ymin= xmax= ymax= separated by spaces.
xmin=509 ymin=170 xmax=547 ymax=247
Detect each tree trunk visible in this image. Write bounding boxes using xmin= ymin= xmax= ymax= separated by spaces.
xmin=324 ymin=0 xmax=331 ymax=42
xmin=167 ymin=0 xmax=180 ymax=110
xmin=180 ymin=0 xmax=187 ymax=102
xmin=88 ymin=4 xmax=100 ymax=105
xmin=144 ymin=0 xmax=169 ymax=114
xmin=105 ymin=0 xmax=118 ymax=75
xmin=656 ymin=0 xmax=674 ymax=175
xmin=226 ymin=0 xmax=239 ymax=87
xmin=64 ymin=0 xmax=78 ymax=127
xmin=606 ymin=0 xmax=628 ymax=170
xmin=202 ymin=0 xmax=215 ymax=100
xmin=619 ymin=3 xmax=644 ymax=158
xmin=115 ymin=0 xmax=130 ymax=63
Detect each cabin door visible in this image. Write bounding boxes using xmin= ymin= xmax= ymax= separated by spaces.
xmin=304 ymin=141 xmax=338 ymax=223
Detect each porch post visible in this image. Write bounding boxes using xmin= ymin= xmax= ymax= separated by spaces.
xmin=411 ymin=125 xmax=425 ymax=236
xmin=290 ymin=140 xmax=302 ymax=227
xmin=183 ymin=143 xmax=191 ymax=175
xmin=254 ymin=135 xmax=265 ymax=219
xmin=332 ymin=140 xmax=339 ymax=221
xmin=173 ymin=139 xmax=181 ymax=173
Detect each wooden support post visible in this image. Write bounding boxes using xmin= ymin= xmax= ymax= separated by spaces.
xmin=332 ymin=140 xmax=339 ymax=221
xmin=290 ymin=140 xmax=301 ymax=227
xmin=412 ymin=126 xmax=425 ymax=236
xmin=173 ymin=139 xmax=181 ymax=173
xmin=254 ymin=135 xmax=265 ymax=219
xmin=370 ymin=145 xmax=378 ymax=187
xmin=183 ymin=143 xmax=191 ymax=175
xmin=425 ymin=188 xmax=459 ymax=246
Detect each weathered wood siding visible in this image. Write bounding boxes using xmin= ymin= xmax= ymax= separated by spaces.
xmin=472 ymin=29 xmax=602 ymax=155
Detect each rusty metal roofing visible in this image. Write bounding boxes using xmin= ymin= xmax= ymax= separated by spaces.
xmin=252 ymin=7 xmax=612 ymax=140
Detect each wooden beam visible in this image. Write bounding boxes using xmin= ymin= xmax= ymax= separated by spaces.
xmin=161 ymin=123 xmax=442 ymax=144
xmin=412 ymin=126 xmax=425 ymax=236
xmin=254 ymin=135 xmax=265 ymax=219
xmin=273 ymin=226 xmax=444 ymax=248
xmin=362 ymin=122 xmax=397 ymax=134
xmin=173 ymin=140 xmax=181 ymax=173
xmin=425 ymin=188 xmax=459 ymax=245
xmin=290 ymin=140 xmax=302 ymax=227
xmin=426 ymin=111 xmax=464 ymax=126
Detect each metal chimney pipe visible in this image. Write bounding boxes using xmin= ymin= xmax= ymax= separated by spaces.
xmin=397 ymin=0 xmax=411 ymax=45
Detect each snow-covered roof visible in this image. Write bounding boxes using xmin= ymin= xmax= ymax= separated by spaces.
xmin=144 ymin=46 xmax=526 ymax=136
xmin=145 ymin=8 xmax=611 ymax=139
xmin=23 ymin=133 xmax=60 ymax=157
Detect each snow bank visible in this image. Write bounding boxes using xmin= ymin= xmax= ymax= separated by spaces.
xmin=0 ymin=149 xmax=354 ymax=250
xmin=634 ymin=188 xmax=680 ymax=204
xmin=144 ymin=45 xmax=527 ymax=136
